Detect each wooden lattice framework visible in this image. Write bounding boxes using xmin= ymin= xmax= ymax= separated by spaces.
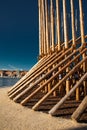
xmin=8 ymin=0 xmax=87 ymax=122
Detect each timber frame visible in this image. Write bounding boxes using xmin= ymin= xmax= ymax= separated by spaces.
xmin=8 ymin=0 xmax=87 ymax=122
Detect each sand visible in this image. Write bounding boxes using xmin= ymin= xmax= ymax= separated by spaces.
xmin=0 ymin=87 xmax=87 ymax=130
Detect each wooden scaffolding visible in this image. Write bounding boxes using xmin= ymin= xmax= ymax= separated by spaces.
xmin=8 ymin=0 xmax=87 ymax=122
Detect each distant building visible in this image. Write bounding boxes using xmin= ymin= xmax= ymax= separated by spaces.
xmin=0 ymin=70 xmax=27 ymax=78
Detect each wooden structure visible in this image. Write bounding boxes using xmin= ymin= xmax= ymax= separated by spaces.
xmin=8 ymin=0 xmax=87 ymax=122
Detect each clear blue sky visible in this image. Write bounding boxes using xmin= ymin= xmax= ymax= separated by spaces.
xmin=0 ymin=0 xmax=39 ymax=70
xmin=0 ymin=0 xmax=87 ymax=70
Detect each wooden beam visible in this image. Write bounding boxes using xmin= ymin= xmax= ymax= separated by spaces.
xmin=70 ymin=0 xmax=76 ymax=46
xmin=79 ymin=0 xmax=85 ymax=45
xmin=12 ymin=47 xmax=73 ymax=101
xmin=21 ymin=48 xmax=87 ymax=105
xmin=56 ymin=0 xmax=61 ymax=51
xmin=76 ymin=81 xmax=80 ymax=101
xmin=63 ymin=0 xmax=68 ymax=49
xmin=8 ymin=37 xmax=87 ymax=96
xmin=38 ymin=0 xmax=42 ymax=56
xmin=71 ymin=96 xmax=87 ymax=122
xmin=9 ymin=51 xmax=62 ymax=97
xmin=49 ymin=73 xmax=87 ymax=115
xmin=79 ymin=0 xmax=87 ymax=96
xmin=32 ymin=56 xmax=87 ymax=110
xmin=8 ymin=56 xmax=46 ymax=94
xmin=50 ymin=0 xmax=55 ymax=52
xmin=42 ymin=0 xmax=46 ymax=55
xmin=8 ymin=52 xmax=57 ymax=95
xmin=63 ymin=0 xmax=70 ymax=95
xmin=45 ymin=0 xmax=49 ymax=54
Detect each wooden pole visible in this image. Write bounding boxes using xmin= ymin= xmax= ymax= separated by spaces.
xmin=8 ymin=53 xmax=57 ymax=96
xmin=32 ymin=57 xmax=87 ymax=111
xmin=38 ymin=0 xmax=42 ymax=56
xmin=71 ymin=96 xmax=87 ymax=122
xmin=70 ymin=0 xmax=76 ymax=46
xmin=63 ymin=0 xmax=68 ymax=49
xmin=56 ymin=0 xmax=61 ymax=51
xmin=40 ymin=0 xmax=44 ymax=56
xmin=42 ymin=0 xmax=46 ymax=55
xmin=21 ymin=48 xmax=80 ymax=104
xmin=79 ymin=0 xmax=87 ymax=96
xmin=63 ymin=0 xmax=70 ymax=95
xmin=8 ymin=56 xmax=47 ymax=94
xmin=49 ymin=73 xmax=87 ymax=115
xmin=71 ymin=0 xmax=80 ymax=100
xmin=11 ymin=50 xmax=64 ymax=100
xmin=51 ymin=0 xmax=55 ymax=52
xmin=8 ymin=36 xmax=86 ymax=95
xmin=21 ymin=48 xmax=87 ymax=105
xmin=45 ymin=0 xmax=49 ymax=54
xmin=12 ymin=47 xmax=72 ymax=100
xmin=79 ymin=0 xmax=85 ymax=45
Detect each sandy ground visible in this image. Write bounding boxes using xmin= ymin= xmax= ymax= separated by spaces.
xmin=0 ymin=87 xmax=87 ymax=130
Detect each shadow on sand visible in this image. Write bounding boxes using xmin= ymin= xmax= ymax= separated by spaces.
xmin=69 ymin=126 xmax=87 ymax=130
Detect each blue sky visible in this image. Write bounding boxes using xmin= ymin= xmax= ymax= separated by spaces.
xmin=0 ymin=0 xmax=87 ymax=70
xmin=0 ymin=0 xmax=38 ymax=70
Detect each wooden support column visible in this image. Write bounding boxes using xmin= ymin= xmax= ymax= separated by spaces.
xmin=38 ymin=0 xmax=42 ymax=57
xmin=48 ymin=68 xmax=51 ymax=92
xmin=79 ymin=0 xmax=85 ymax=46
xmin=63 ymin=0 xmax=70 ymax=94
xmin=76 ymin=81 xmax=80 ymax=101
xmin=79 ymin=0 xmax=87 ymax=96
xmin=45 ymin=0 xmax=49 ymax=54
xmin=56 ymin=0 xmax=61 ymax=51
xmin=42 ymin=0 xmax=46 ymax=55
xmin=51 ymin=0 xmax=55 ymax=52
xmin=71 ymin=0 xmax=80 ymax=100
xmin=63 ymin=0 xmax=68 ymax=49
xmin=70 ymin=0 xmax=76 ymax=46
xmin=41 ymin=0 xmax=44 ymax=56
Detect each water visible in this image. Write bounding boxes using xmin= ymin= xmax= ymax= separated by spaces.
xmin=0 ymin=77 xmax=20 ymax=87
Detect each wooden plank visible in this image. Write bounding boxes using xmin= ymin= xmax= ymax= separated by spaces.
xmin=49 ymin=73 xmax=87 ymax=115
xmin=71 ymin=96 xmax=87 ymax=122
